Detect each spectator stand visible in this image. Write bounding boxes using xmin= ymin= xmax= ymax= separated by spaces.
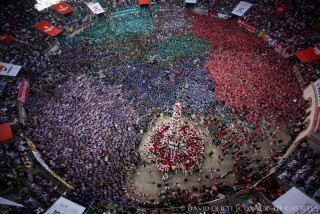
xmin=0 ymin=136 xmax=68 ymax=214
xmin=298 ymin=60 xmax=320 ymax=88
xmin=276 ymin=139 xmax=320 ymax=203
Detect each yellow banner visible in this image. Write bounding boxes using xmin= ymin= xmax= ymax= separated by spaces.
xmin=25 ymin=137 xmax=74 ymax=189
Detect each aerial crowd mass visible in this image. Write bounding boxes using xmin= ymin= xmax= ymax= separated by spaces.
xmin=0 ymin=0 xmax=320 ymax=213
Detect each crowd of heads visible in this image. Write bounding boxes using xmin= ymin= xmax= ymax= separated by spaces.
xmin=0 ymin=0 xmax=319 ymax=213
xmin=0 ymin=138 xmax=67 ymax=214
xmin=193 ymin=14 xmax=304 ymax=129
xmin=26 ymin=74 xmax=141 ymax=204
xmin=277 ymin=139 xmax=320 ymax=202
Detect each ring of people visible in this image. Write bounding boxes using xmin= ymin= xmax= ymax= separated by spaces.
xmin=143 ymin=103 xmax=205 ymax=176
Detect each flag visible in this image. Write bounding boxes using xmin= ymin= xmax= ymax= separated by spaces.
xmin=0 ymin=62 xmax=22 ymax=77
xmin=139 ymin=0 xmax=150 ymax=4
xmin=53 ymin=2 xmax=73 ymax=15
xmin=274 ymin=4 xmax=288 ymax=15
xmin=296 ymin=46 xmax=320 ymax=63
xmin=0 ymin=33 xmax=13 ymax=43
xmin=231 ymin=1 xmax=253 ymax=16
xmin=34 ymin=20 xmax=61 ymax=37
xmin=85 ymin=2 xmax=105 ymax=14
xmin=0 ymin=124 xmax=13 ymax=142
xmin=17 ymin=79 xmax=30 ymax=103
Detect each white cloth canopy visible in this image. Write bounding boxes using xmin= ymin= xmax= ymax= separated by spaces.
xmin=0 ymin=197 xmax=25 ymax=207
xmin=272 ymin=187 xmax=320 ymax=214
xmin=45 ymin=197 xmax=86 ymax=214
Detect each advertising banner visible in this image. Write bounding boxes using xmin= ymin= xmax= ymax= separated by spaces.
xmin=0 ymin=124 xmax=13 ymax=142
xmin=231 ymin=1 xmax=253 ymax=16
xmin=238 ymin=19 xmax=256 ymax=32
xmin=139 ymin=0 xmax=150 ymax=4
xmin=185 ymin=0 xmax=197 ymax=3
xmin=53 ymin=2 xmax=73 ymax=15
xmin=34 ymin=20 xmax=61 ymax=36
xmin=0 ymin=62 xmax=22 ymax=77
xmin=85 ymin=2 xmax=105 ymax=14
xmin=0 ymin=33 xmax=13 ymax=43
xmin=209 ymin=11 xmax=218 ymax=17
xmin=296 ymin=46 xmax=320 ymax=63
xmin=17 ymin=79 xmax=30 ymax=103
xmin=274 ymin=4 xmax=288 ymax=15
xmin=25 ymin=137 xmax=74 ymax=189
xmin=111 ymin=7 xmax=140 ymax=16
xmin=218 ymin=13 xmax=229 ymax=19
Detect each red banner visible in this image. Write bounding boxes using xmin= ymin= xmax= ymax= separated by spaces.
xmin=274 ymin=4 xmax=288 ymax=14
xmin=209 ymin=11 xmax=219 ymax=17
xmin=53 ymin=2 xmax=73 ymax=15
xmin=238 ymin=19 xmax=256 ymax=32
xmin=0 ymin=33 xmax=13 ymax=43
xmin=139 ymin=0 xmax=149 ymax=4
xmin=34 ymin=20 xmax=61 ymax=37
xmin=296 ymin=46 xmax=320 ymax=63
xmin=17 ymin=79 xmax=30 ymax=103
xmin=0 ymin=124 xmax=13 ymax=142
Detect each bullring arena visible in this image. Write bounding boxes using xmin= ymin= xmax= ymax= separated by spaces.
xmin=0 ymin=0 xmax=320 ymax=214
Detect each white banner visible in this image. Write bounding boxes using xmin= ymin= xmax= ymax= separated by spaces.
xmin=45 ymin=197 xmax=86 ymax=214
xmin=85 ymin=2 xmax=105 ymax=14
xmin=314 ymin=79 xmax=320 ymax=107
xmin=231 ymin=1 xmax=252 ymax=16
xmin=194 ymin=7 xmax=208 ymax=15
xmin=218 ymin=13 xmax=229 ymax=19
xmin=0 ymin=62 xmax=22 ymax=77
xmin=185 ymin=0 xmax=197 ymax=3
xmin=32 ymin=150 xmax=54 ymax=174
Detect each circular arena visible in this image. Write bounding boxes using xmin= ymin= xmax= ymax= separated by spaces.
xmin=0 ymin=0 xmax=320 ymax=214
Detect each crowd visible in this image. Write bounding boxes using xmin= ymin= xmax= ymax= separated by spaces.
xmin=151 ymin=0 xmax=185 ymax=9
xmin=244 ymin=0 xmax=320 ymax=56
xmin=0 ymin=138 xmax=67 ymax=214
xmin=192 ymin=14 xmax=304 ymax=130
xmin=111 ymin=57 xmax=216 ymax=118
xmin=298 ymin=60 xmax=320 ymax=87
xmin=0 ymin=0 xmax=145 ymax=51
xmin=0 ymin=0 xmax=95 ymax=51
xmin=0 ymin=0 xmax=319 ymax=212
xmin=25 ymin=74 xmax=142 ymax=204
xmin=277 ymin=139 xmax=320 ymax=202
xmin=153 ymin=10 xmax=192 ymax=41
xmin=0 ymin=79 xmax=20 ymax=126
